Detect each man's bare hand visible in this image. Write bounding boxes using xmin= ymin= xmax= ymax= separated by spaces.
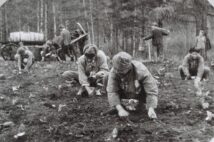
xmin=116 ymin=105 xmax=129 ymax=117
xmin=96 ymin=71 xmax=105 ymax=78
xmin=148 ymin=107 xmax=157 ymax=119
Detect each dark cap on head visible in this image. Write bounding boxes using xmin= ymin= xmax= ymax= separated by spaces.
xmin=189 ymin=47 xmax=200 ymax=53
xmin=59 ymin=24 xmax=65 ymax=29
xmin=152 ymin=22 xmax=158 ymax=26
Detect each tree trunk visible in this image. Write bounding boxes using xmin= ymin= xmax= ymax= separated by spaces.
xmin=37 ymin=0 xmax=40 ymax=32
xmin=89 ymin=0 xmax=94 ymax=44
xmin=40 ymin=0 xmax=44 ymax=33
xmin=2 ymin=4 xmax=7 ymax=42
xmin=44 ymin=2 xmax=48 ymax=40
xmin=52 ymin=0 xmax=56 ymax=36
xmin=133 ymin=32 xmax=136 ymax=57
xmin=19 ymin=15 xmax=21 ymax=31
xmin=82 ymin=0 xmax=87 ymax=29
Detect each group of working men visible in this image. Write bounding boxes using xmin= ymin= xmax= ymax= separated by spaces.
xmin=13 ymin=22 xmax=211 ymax=119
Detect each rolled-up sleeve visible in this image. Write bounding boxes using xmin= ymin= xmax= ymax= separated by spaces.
xmin=78 ymin=57 xmax=89 ymax=85
xmin=182 ymin=55 xmax=190 ymax=77
xmin=197 ymin=56 xmax=204 ymax=79
xmin=137 ymin=63 xmax=158 ymax=109
xmin=107 ymin=71 xmax=121 ymax=107
xmin=97 ymin=51 xmax=109 ymax=72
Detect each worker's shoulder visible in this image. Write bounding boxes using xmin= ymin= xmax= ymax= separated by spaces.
xmin=132 ymin=60 xmax=151 ymax=76
xmin=97 ymin=50 xmax=106 ymax=56
xmin=78 ymin=55 xmax=85 ymax=63
xmin=131 ymin=60 xmax=146 ymax=68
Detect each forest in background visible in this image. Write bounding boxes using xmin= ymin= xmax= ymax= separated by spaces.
xmin=0 ymin=0 xmax=212 ymax=57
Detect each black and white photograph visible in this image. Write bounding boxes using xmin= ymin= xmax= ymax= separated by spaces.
xmin=0 ymin=0 xmax=214 ymax=141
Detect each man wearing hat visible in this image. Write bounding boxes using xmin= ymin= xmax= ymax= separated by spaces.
xmin=143 ymin=22 xmax=170 ymax=62
xmin=41 ymin=40 xmax=56 ymax=61
xmin=107 ymin=52 xmax=158 ymax=119
xmin=62 ymin=44 xmax=109 ymax=96
xmin=15 ymin=43 xmax=34 ymax=74
xmin=178 ymin=48 xmax=210 ymax=96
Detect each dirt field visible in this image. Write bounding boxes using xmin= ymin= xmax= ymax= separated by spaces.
xmin=0 ymin=59 xmax=214 ymax=142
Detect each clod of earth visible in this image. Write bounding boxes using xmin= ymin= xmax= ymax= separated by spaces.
xmin=0 ymin=74 xmax=6 ymax=80
xmin=165 ymin=72 xmax=174 ymax=78
xmin=210 ymin=138 xmax=214 ymax=142
xmin=205 ymin=111 xmax=214 ymax=121
xmin=14 ymin=132 xmax=26 ymax=139
xmin=58 ymin=104 xmax=66 ymax=112
xmin=43 ymin=102 xmax=56 ymax=109
xmin=12 ymin=85 xmax=20 ymax=91
xmin=29 ymin=93 xmax=36 ymax=98
xmin=112 ymin=127 xmax=118 ymax=139
xmin=2 ymin=121 xmax=15 ymax=127
xmin=202 ymin=102 xmax=209 ymax=109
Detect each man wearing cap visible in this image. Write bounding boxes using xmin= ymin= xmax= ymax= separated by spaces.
xmin=107 ymin=52 xmax=158 ymax=119
xmin=41 ymin=40 xmax=56 ymax=61
xmin=143 ymin=22 xmax=170 ymax=62
xmin=62 ymin=44 xmax=109 ymax=96
xmin=178 ymin=48 xmax=210 ymax=96
xmin=15 ymin=43 xmax=34 ymax=74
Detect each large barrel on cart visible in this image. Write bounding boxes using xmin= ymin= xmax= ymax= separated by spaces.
xmin=0 ymin=31 xmax=45 ymax=61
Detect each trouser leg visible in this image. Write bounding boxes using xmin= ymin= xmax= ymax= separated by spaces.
xmin=102 ymin=74 xmax=109 ymax=95
xmin=61 ymin=45 xmax=67 ymax=61
xmin=158 ymin=45 xmax=164 ymax=61
xmin=202 ymin=66 xmax=210 ymax=80
xmin=70 ymin=46 xmax=77 ymax=61
xmin=153 ymin=45 xmax=158 ymax=62
xmin=62 ymin=70 xmax=79 ymax=82
xmin=178 ymin=65 xmax=186 ymax=80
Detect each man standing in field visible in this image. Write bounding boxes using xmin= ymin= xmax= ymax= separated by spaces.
xmin=106 ymin=52 xmax=158 ymax=119
xmin=143 ymin=22 xmax=170 ymax=62
xmin=59 ymin=24 xmax=76 ymax=61
xmin=178 ymin=48 xmax=210 ymax=96
xmin=62 ymin=44 xmax=109 ymax=96
xmin=15 ymin=43 xmax=34 ymax=74
xmin=195 ymin=30 xmax=206 ymax=60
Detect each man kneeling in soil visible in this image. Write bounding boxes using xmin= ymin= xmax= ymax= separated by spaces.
xmin=107 ymin=52 xmax=158 ymax=119
xmin=178 ymin=48 xmax=210 ymax=96
xmin=15 ymin=43 xmax=34 ymax=74
xmin=62 ymin=44 xmax=109 ymax=96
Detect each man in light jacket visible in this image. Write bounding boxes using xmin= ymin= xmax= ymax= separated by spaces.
xmin=107 ymin=52 xmax=158 ymax=119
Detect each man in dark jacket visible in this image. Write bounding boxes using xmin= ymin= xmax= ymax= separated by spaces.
xmin=204 ymin=31 xmax=212 ymax=61
xmin=143 ymin=22 xmax=169 ymax=62
xmin=59 ymin=24 xmax=76 ymax=61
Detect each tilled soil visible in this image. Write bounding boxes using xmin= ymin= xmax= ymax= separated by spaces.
xmin=0 ymin=60 xmax=214 ymax=142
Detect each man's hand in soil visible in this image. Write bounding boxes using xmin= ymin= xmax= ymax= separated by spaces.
xmin=148 ymin=107 xmax=157 ymax=119
xmin=194 ymin=77 xmax=202 ymax=96
xmin=85 ymin=86 xmax=95 ymax=96
xmin=185 ymin=75 xmax=191 ymax=80
xmin=23 ymin=69 xmax=29 ymax=74
xmin=116 ymin=104 xmax=129 ymax=117
xmin=18 ymin=71 xmax=22 ymax=74
xmin=95 ymin=71 xmax=105 ymax=78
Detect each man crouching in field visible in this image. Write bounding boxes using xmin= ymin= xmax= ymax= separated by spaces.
xmin=62 ymin=44 xmax=109 ymax=96
xmin=178 ymin=48 xmax=210 ymax=96
xmin=15 ymin=43 xmax=34 ymax=74
xmin=41 ymin=40 xmax=58 ymax=61
xmin=107 ymin=52 xmax=158 ymax=119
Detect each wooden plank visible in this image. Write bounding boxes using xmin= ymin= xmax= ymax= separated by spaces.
xmin=0 ymin=0 xmax=8 ymax=8
xmin=70 ymin=34 xmax=87 ymax=45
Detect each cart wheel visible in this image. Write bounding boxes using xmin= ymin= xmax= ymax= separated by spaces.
xmin=1 ymin=43 xmax=18 ymax=61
